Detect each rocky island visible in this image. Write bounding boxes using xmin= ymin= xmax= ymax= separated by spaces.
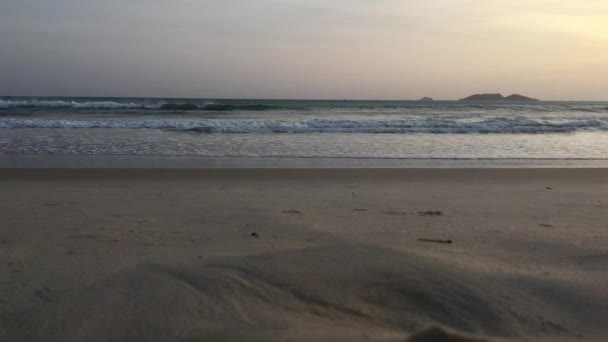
xmin=459 ymin=93 xmax=539 ymax=102
xmin=418 ymin=97 xmax=434 ymax=102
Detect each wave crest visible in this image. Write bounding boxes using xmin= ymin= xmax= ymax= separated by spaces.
xmin=203 ymin=104 xmax=286 ymax=111
xmin=1 ymin=117 xmax=607 ymax=134
xmin=0 ymin=100 xmax=287 ymax=111
xmin=0 ymin=99 xmax=158 ymax=109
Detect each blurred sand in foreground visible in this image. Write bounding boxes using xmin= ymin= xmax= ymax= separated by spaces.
xmin=1 ymin=169 xmax=607 ymax=341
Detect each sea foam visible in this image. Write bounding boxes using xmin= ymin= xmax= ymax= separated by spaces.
xmin=0 ymin=100 xmax=287 ymax=111
xmin=1 ymin=117 xmax=606 ymax=134
xmin=0 ymin=99 xmax=158 ymax=109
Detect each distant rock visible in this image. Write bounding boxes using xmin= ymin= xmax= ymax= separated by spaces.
xmin=459 ymin=93 xmax=539 ymax=102
xmin=418 ymin=97 xmax=434 ymax=102
xmin=460 ymin=93 xmax=504 ymax=102
xmin=504 ymin=94 xmax=540 ymax=102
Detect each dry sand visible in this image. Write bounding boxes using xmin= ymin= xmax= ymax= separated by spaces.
xmin=0 ymin=169 xmax=607 ymax=341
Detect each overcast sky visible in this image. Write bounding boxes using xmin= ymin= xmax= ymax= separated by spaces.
xmin=1 ymin=0 xmax=607 ymax=100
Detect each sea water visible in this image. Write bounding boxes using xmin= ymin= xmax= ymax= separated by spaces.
xmin=1 ymin=97 xmax=608 ymax=161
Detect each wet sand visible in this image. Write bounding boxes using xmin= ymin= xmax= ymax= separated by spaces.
xmin=1 ymin=169 xmax=607 ymax=341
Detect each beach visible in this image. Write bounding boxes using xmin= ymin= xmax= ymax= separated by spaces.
xmin=1 ymin=168 xmax=607 ymax=341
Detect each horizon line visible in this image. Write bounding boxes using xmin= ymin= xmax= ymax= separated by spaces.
xmin=2 ymin=94 xmax=608 ymax=102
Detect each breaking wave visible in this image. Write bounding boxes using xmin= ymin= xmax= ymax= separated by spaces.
xmin=160 ymin=103 xmax=287 ymax=111
xmin=2 ymin=99 xmax=607 ymax=113
xmin=1 ymin=117 xmax=607 ymax=134
xmin=203 ymin=104 xmax=287 ymax=111
xmin=0 ymin=100 xmax=288 ymax=111
xmin=0 ymin=99 xmax=162 ymax=110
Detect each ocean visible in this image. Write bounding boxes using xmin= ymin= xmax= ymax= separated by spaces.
xmin=1 ymin=96 xmax=608 ymax=162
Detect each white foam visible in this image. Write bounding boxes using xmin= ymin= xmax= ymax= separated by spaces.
xmin=1 ymin=117 xmax=607 ymax=134
xmin=0 ymin=100 xmax=161 ymax=109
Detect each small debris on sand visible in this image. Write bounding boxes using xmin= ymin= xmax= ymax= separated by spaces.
xmin=353 ymin=208 xmax=369 ymax=212
xmin=282 ymin=210 xmax=302 ymax=215
xmin=546 ymin=187 xmax=553 ymax=190
xmin=250 ymin=232 xmax=260 ymax=238
xmin=34 ymin=287 xmax=54 ymax=302
xmin=418 ymin=211 xmax=443 ymax=217
xmin=418 ymin=238 xmax=453 ymax=244
xmin=382 ymin=211 xmax=408 ymax=216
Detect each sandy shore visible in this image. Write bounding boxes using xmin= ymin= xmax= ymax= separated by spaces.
xmin=1 ymin=169 xmax=607 ymax=341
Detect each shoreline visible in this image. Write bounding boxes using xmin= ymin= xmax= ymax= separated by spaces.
xmin=3 ymin=167 xmax=608 ymax=178
xmin=2 ymin=154 xmax=608 ymax=169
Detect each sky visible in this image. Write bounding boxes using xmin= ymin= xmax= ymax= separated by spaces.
xmin=1 ymin=0 xmax=607 ymax=100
